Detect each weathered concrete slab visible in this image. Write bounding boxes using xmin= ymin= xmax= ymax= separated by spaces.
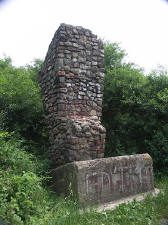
xmin=51 ymin=153 xmax=154 ymax=206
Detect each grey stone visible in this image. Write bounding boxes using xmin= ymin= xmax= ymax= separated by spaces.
xmin=59 ymin=77 xmax=65 ymax=83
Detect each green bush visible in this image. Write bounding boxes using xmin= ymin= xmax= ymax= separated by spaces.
xmin=0 ymin=132 xmax=36 ymax=173
xmin=102 ymin=43 xmax=168 ymax=172
xmin=0 ymin=131 xmax=53 ymax=225
xmin=0 ymin=57 xmax=48 ymax=152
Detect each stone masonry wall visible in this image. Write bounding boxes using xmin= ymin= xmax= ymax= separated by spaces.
xmin=39 ymin=24 xmax=106 ymax=168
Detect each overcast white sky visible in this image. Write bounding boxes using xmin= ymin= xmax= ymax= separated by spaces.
xmin=0 ymin=0 xmax=168 ymax=73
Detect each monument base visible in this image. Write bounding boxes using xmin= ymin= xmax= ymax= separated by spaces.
xmin=51 ymin=153 xmax=154 ymax=206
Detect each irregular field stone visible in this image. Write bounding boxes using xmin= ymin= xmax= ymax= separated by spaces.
xmin=39 ymin=23 xmax=106 ymax=168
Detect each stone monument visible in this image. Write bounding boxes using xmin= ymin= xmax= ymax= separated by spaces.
xmin=39 ymin=24 xmax=154 ymax=206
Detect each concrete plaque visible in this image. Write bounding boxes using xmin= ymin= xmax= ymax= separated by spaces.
xmin=51 ymin=153 xmax=154 ymax=205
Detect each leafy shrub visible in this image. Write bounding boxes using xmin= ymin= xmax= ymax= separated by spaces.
xmin=0 ymin=131 xmax=53 ymax=225
xmin=0 ymin=57 xmax=48 ymax=152
xmin=102 ymin=43 xmax=168 ymax=172
xmin=0 ymin=132 xmax=36 ymax=173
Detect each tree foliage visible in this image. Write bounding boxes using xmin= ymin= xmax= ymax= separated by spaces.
xmin=102 ymin=43 xmax=168 ymax=172
xmin=0 ymin=57 xmax=48 ymax=152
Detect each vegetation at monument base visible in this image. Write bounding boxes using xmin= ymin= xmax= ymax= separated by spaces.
xmin=0 ymin=132 xmax=168 ymax=225
xmin=0 ymin=43 xmax=168 ymax=224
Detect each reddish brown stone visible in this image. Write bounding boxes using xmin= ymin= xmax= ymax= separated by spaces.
xmin=71 ymin=137 xmax=79 ymax=144
xmin=58 ymin=71 xmax=65 ymax=76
